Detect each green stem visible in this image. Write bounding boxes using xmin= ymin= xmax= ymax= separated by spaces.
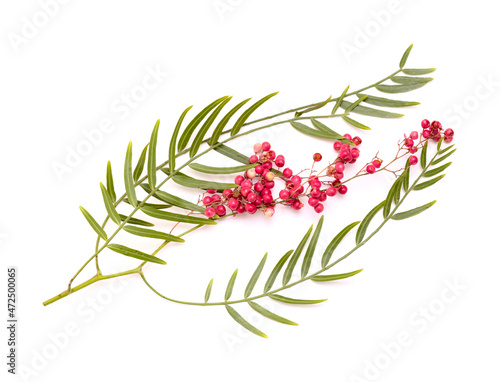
xmin=140 ymin=147 xmax=439 ymax=306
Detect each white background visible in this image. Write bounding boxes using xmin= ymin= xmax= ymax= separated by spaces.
xmin=1 ymin=1 xmax=499 ymax=381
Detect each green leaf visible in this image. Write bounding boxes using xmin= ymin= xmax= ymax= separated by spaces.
xmin=106 ymin=161 xmax=116 ymax=202
xmin=402 ymin=68 xmax=436 ymax=75
xmin=270 ymin=294 xmax=327 ymax=305
xmin=225 ymin=268 xmax=238 ymax=301
xmin=438 ymin=144 xmax=455 ymax=155
xmin=79 ymin=206 xmax=107 ymax=240
xmin=383 ymin=178 xmax=402 ymax=218
xmin=301 ymin=216 xmax=323 ymax=278
xmin=204 ymin=279 xmax=213 ymax=303
xmin=375 ymin=83 xmax=427 ymax=93
xmin=244 ymin=253 xmax=268 ymax=298
xmin=423 ymin=162 xmax=452 ymax=177
xmin=123 ymin=225 xmax=185 ymax=242
xmin=431 ymin=149 xmax=456 ymax=165
xmin=190 ymin=97 xmax=232 ymax=158
xmin=177 ymin=96 xmax=228 ymax=152
xmin=331 ymin=85 xmax=349 ymax=115
xmin=170 ymin=106 xmax=192 ymax=173
xmin=356 ymin=200 xmax=385 ymax=245
xmin=340 ymin=100 xmax=404 ymax=118
xmin=399 ymin=44 xmax=413 ymax=68
xmin=141 ymin=206 xmax=216 ymax=225
xmin=394 ymin=175 xmax=402 ymax=204
xmin=295 ymin=95 xmax=331 ymax=117
xmin=124 ymin=199 xmax=171 ymax=210
xmin=210 ymin=98 xmax=251 ymax=146
xmin=391 ymin=200 xmax=436 ymax=220
xmin=248 ymin=301 xmax=298 ymax=326
xmin=402 ymin=158 xmax=411 ymax=192
xmin=133 ymin=143 xmax=149 ymax=182
xmin=225 ymin=306 xmax=268 ymax=338
xmin=291 ymin=121 xmax=340 ymax=139
xmin=310 ymin=119 xmax=354 ymax=144
xmin=100 ymin=182 xmax=121 ymax=225
xmin=119 ymin=214 xmax=154 ymax=227
xmin=148 ymin=119 xmax=160 ymax=189
xmin=391 ymin=76 xmax=433 ymax=85
xmin=421 ymin=140 xmax=428 ymax=169
xmin=263 ymin=249 xmax=293 ymax=293
xmin=139 ymin=183 xmax=203 ymax=213
xmin=283 ymin=225 xmax=313 ymax=286
xmin=322 ymin=221 xmax=360 ymax=267
xmin=311 ymin=269 xmax=363 ymax=282
xmin=124 ymin=142 xmax=137 ymax=207
xmin=414 ymin=175 xmax=445 ymax=190
xmin=213 ymin=144 xmax=249 ymax=164
xmin=345 ymin=94 xmax=368 ymax=113
xmin=107 ymin=244 xmax=166 ymax=265
xmin=231 ymin=91 xmax=279 ymax=136
xmin=161 ymin=169 xmax=237 ymax=191
xmin=437 ymin=136 xmax=443 ymax=151
xmin=356 ymin=94 xmax=419 ymax=108
xmin=189 ymin=162 xmax=256 ymax=175
xmin=342 ymin=116 xmax=371 ymax=130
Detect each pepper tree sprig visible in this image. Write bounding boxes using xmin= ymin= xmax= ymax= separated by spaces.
xmin=138 ymin=130 xmax=455 ymax=337
xmin=43 ymin=44 xmax=436 ymax=308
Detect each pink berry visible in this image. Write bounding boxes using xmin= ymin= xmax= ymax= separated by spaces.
xmin=405 ymin=138 xmax=414 ymax=147
xmin=267 ymin=150 xmax=276 ymax=160
xmin=265 ymin=172 xmax=275 ymax=181
xmin=255 ymin=164 xmax=264 ymax=174
xmin=292 ymin=199 xmax=303 ymax=210
xmin=338 ymin=185 xmax=348 ymax=195
xmin=283 ymin=168 xmax=293 ymax=178
xmin=247 ymin=192 xmax=257 ymax=203
xmin=254 ymin=195 xmax=263 ymax=206
xmin=314 ymin=203 xmax=324 ymax=213
xmin=262 ymin=161 xmax=273 ymax=170
xmin=409 ymin=146 xmax=418 ymax=154
xmin=335 ymin=162 xmax=345 ymax=172
xmin=207 ymin=189 xmax=216 ymax=194
xmin=262 ymin=194 xmax=274 ymax=204
xmin=203 ymin=196 xmax=212 ymax=205
xmin=249 ymin=155 xmax=258 ymax=164
xmin=291 ymin=175 xmax=301 ymax=185
xmin=334 ymin=172 xmax=344 ymax=180
xmin=313 ymin=153 xmax=322 ymax=162
xmin=310 ymin=179 xmax=321 ymax=189
xmin=422 ymin=130 xmax=431 ymax=138
xmin=254 ymin=182 xmax=264 ymax=192
xmin=246 ymin=168 xmax=256 ymax=179
xmin=241 ymin=180 xmax=252 ymax=189
xmin=372 ymin=159 xmax=382 ymax=168
xmin=275 ymin=155 xmax=285 ymax=167
xmin=240 ymin=187 xmax=251 ymax=198
xmin=228 ymin=198 xmax=239 ymax=210
xmin=431 ymin=120 xmax=442 ymax=129
xmin=333 ymin=141 xmax=342 ymax=152
xmin=318 ymin=192 xmax=327 ymax=202
xmin=351 ymin=148 xmax=360 ymax=159
xmin=211 ymin=194 xmax=221 ymax=203
xmin=343 ymin=133 xmax=352 ymax=141
xmin=264 ymin=207 xmax=275 ymax=218
xmin=279 ymin=189 xmax=290 ymax=200
xmin=205 ymin=207 xmax=215 ymax=217
xmin=326 ymin=187 xmax=337 ymax=197
xmin=234 ymin=175 xmax=244 ymax=185
xmin=253 ymin=143 xmax=262 ymax=153
xmin=308 ymin=197 xmax=319 ymax=207
xmin=216 ymin=205 xmax=226 ymax=216
xmin=261 ymin=188 xmax=272 ymax=196
xmin=262 ymin=141 xmax=271 ymax=151
xmin=222 ymin=189 xmax=232 ymax=198
xmin=410 ymin=131 xmax=419 ymax=140
xmin=366 ymin=165 xmax=376 ymax=174
xmin=310 ymin=188 xmax=321 ymax=198
xmin=339 ymin=150 xmax=351 ymax=162
xmin=353 ymin=136 xmax=362 ymax=146
xmin=245 ymin=203 xmax=257 ymax=214
xmin=237 ymin=205 xmax=246 ymax=214
xmin=265 ymin=181 xmax=275 ymax=189
xmin=409 ymin=155 xmax=418 ymax=165
xmin=421 ymin=119 xmax=430 ymax=129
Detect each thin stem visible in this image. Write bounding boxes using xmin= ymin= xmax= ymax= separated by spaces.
xmin=140 ymin=147 xmax=440 ymax=306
